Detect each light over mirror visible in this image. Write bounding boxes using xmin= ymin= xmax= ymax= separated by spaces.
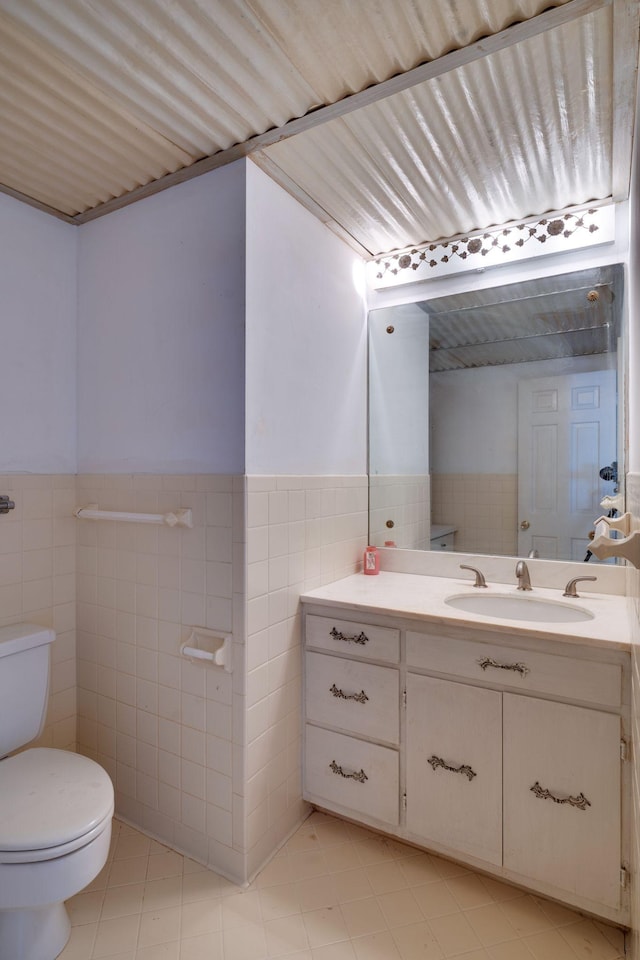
xmin=368 ymin=264 xmax=625 ymax=563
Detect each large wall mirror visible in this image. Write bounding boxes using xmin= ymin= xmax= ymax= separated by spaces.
xmin=369 ymin=264 xmax=625 ymax=563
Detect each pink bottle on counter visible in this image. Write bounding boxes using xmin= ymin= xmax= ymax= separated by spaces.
xmin=363 ymin=545 xmax=380 ymax=575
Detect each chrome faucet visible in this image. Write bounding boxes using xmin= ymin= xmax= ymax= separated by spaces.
xmin=563 ymin=575 xmax=597 ymax=598
xmin=515 ymin=560 xmax=532 ymax=591
xmin=460 ymin=564 xmax=487 ymax=588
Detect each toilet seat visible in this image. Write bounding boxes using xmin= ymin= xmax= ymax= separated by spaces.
xmin=0 ymin=748 xmax=114 ymax=864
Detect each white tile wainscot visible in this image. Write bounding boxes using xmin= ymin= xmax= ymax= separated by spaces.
xmin=301 ymin=571 xmax=631 ymax=929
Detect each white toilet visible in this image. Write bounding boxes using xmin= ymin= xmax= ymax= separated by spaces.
xmin=0 ymin=623 xmax=114 ymax=960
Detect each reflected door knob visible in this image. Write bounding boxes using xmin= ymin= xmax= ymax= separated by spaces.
xmin=520 ymin=520 xmax=530 ymax=530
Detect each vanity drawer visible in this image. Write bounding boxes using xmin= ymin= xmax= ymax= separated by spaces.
xmin=406 ymin=632 xmax=621 ymax=708
xmin=306 ymin=652 xmax=400 ymax=744
xmin=306 ymin=614 xmax=400 ymax=663
xmin=304 ymin=724 xmax=399 ymax=826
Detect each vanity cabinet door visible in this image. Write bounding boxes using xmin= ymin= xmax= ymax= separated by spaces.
xmin=503 ymin=694 xmax=621 ymax=909
xmin=405 ymin=674 xmax=502 ymax=865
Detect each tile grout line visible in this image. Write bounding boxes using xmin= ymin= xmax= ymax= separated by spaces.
xmin=60 ymin=814 xmax=626 ymax=960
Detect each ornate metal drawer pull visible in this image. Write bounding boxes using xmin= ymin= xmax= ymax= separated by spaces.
xmin=428 ymin=755 xmax=477 ymax=781
xmin=329 ymin=683 xmax=369 ymax=704
xmin=477 ymin=656 xmax=529 ymax=677
xmin=329 ymin=760 xmax=368 ymax=783
xmin=531 ymin=781 xmax=591 ymax=810
xmin=329 ymin=627 xmax=369 ymax=645
xmin=0 ymin=496 xmax=15 ymax=515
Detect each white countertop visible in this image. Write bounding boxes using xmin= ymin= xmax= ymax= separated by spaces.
xmin=301 ymin=571 xmax=632 ymax=651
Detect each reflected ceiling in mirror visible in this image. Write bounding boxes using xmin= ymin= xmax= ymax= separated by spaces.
xmin=368 ymin=264 xmax=625 ymax=563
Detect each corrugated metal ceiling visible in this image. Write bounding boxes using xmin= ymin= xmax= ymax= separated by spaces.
xmin=424 ymin=265 xmax=623 ymax=371
xmin=0 ymin=0 xmax=637 ymax=257
xmin=263 ymin=7 xmax=613 ymax=254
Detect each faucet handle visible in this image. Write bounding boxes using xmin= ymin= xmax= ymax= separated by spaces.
xmin=563 ymin=576 xmax=597 ymax=598
xmin=460 ymin=564 xmax=487 ymax=588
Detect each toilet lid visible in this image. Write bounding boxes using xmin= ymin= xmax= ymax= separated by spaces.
xmin=0 ymin=748 xmax=114 ymax=853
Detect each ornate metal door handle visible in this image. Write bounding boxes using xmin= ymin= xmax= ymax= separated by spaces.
xmin=477 ymin=656 xmax=529 ymax=677
xmin=329 ymin=760 xmax=368 ymax=783
xmin=427 ymin=755 xmax=477 ymax=781
xmin=530 ymin=781 xmax=591 ymax=810
xmin=329 ymin=627 xmax=369 ymax=645
xmin=329 ymin=683 xmax=369 ymax=704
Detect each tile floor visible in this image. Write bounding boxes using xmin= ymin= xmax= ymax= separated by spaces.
xmin=59 ymin=812 xmax=627 ymax=960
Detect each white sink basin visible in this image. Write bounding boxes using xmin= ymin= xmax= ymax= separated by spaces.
xmin=445 ymin=592 xmax=594 ymax=623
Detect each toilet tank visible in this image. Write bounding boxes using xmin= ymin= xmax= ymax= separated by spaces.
xmin=0 ymin=624 xmax=55 ymax=758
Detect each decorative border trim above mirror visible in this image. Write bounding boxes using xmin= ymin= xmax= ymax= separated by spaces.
xmin=370 ymin=205 xmax=614 ymax=289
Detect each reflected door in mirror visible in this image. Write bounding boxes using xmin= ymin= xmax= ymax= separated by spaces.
xmin=518 ymin=370 xmax=616 ymax=561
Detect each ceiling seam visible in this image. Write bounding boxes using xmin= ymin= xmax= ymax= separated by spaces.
xmin=70 ymin=0 xmax=610 ymax=225
xmin=0 ymin=181 xmax=76 ymax=224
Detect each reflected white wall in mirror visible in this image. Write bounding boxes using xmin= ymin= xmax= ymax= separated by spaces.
xmin=369 ymin=304 xmax=430 ymax=550
xmin=368 ymin=264 xmax=625 ymax=563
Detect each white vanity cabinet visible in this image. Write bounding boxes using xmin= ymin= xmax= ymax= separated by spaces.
xmin=302 ymin=602 xmax=630 ymax=925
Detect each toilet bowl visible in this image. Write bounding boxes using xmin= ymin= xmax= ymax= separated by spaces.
xmin=0 ymin=748 xmax=114 ymax=960
xmin=0 ymin=625 xmax=115 ymax=960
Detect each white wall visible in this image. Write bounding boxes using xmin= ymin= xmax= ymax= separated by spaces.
xmin=0 ymin=195 xmax=77 ymax=473
xmin=431 ymin=354 xmax=613 ymax=474
xmin=629 ymin=167 xmax=640 ymax=471
xmin=77 ymin=163 xmax=247 ymax=474
xmin=626 ymin=63 xmax=640 ymax=960
xmin=369 ymin=304 xmax=429 ymax=475
xmin=245 ymin=162 xmax=367 ymax=475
